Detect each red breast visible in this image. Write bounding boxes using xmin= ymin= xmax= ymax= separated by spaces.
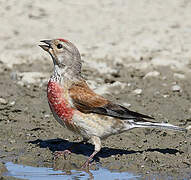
xmin=47 ymin=81 xmax=74 ymax=122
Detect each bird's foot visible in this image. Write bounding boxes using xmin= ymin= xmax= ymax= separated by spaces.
xmin=81 ymin=149 xmax=98 ymax=169
xmin=54 ymin=150 xmax=71 ymax=160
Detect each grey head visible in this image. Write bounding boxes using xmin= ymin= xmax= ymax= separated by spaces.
xmin=39 ymin=38 xmax=82 ymax=76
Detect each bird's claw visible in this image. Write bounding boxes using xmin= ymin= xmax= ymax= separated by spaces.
xmin=54 ymin=150 xmax=71 ymax=160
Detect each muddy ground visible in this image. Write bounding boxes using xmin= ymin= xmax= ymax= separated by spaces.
xmin=1 ymin=0 xmax=191 ymax=179
xmin=0 ymin=58 xmax=191 ymax=179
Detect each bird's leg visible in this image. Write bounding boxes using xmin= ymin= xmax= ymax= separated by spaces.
xmin=81 ymin=136 xmax=101 ymax=169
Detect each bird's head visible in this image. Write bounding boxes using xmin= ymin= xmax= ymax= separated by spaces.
xmin=39 ymin=39 xmax=82 ymax=75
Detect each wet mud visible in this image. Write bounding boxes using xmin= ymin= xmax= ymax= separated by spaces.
xmin=0 ymin=61 xmax=191 ymax=179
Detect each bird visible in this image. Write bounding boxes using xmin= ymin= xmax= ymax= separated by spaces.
xmin=39 ymin=38 xmax=187 ymax=168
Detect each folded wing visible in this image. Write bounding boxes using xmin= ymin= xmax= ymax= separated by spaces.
xmin=69 ymin=80 xmax=154 ymax=122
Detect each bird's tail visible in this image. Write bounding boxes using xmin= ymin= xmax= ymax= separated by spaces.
xmin=130 ymin=121 xmax=187 ymax=132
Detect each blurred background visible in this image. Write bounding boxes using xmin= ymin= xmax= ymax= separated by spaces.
xmin=1 ymin=0 xmax=191 ymax=71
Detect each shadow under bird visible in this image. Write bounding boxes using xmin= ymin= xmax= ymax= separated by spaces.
xmin=39 ymin=38 xmax=187 ymax=168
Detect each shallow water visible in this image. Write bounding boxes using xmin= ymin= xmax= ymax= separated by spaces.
xmin=4 ymin=162 xmax=141 ymax=180
xmin=3 ymin=162 xmax=191 ymax=180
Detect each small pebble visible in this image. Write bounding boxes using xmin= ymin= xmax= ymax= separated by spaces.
xmin=122 ymin=103 xmax=131 ymax=108
xmin=9 ymin=101 xmax=15 ymax=106
xmin=171 ymin=85 xmax=181 ymax=92
xmin=44 ymin=114 xmax=50 ymax=118
xmin=0 ymin=98 xmax=7 ymax=105
xmin=9 ymin=139 xmax=16 ymax=144
xmin=27 ymin=84 xmax=31 ymax=89
xmin=127 ymin=83 xmax=131 ymax=87
xmin=163 ymin=94 xmax=169 ymax=98
xmin=144 ymin=71 xmax=160 ymax=78
xmin=17 ymin=81 xmax=24 ymax=86
xmin=133 ymin=89 xmax=142 ymax=95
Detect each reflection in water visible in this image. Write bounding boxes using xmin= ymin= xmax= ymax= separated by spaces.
xmin=4 ymin=162 xmax=191 ymax=180
xmin=4 ymin=162 xmax=141 ymax=180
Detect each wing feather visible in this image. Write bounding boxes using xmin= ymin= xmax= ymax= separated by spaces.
xmin=69 ymin=81 xmax=154 ymax=122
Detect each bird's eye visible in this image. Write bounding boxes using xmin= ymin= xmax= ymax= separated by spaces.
xmin=57 ymin=44 xmax=63 ymax=49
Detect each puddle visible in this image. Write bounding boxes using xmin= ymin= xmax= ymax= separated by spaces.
xmin=3 ymin=162 xmax=141 ymax=180
xmin=3 ymin=162 xmax=191 ymax=180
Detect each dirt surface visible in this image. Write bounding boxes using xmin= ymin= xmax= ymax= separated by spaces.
xmin=0 ymin=61 xmax=191 ymax=178
xmin=1 ymin=0 xmax=191 ymax=179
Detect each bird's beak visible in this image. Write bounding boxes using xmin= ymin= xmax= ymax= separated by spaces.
xmin=39 ymin=40 xmax=52 ymax=52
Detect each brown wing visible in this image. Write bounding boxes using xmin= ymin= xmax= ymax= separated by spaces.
xmin=69 ymin=80 xmax=109 ymax=112
xmin=69 ymin=80 xmax=154 ymax=121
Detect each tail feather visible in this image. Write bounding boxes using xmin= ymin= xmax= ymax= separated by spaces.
xmin=130 ymin=121 xmax=187 ymax=132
